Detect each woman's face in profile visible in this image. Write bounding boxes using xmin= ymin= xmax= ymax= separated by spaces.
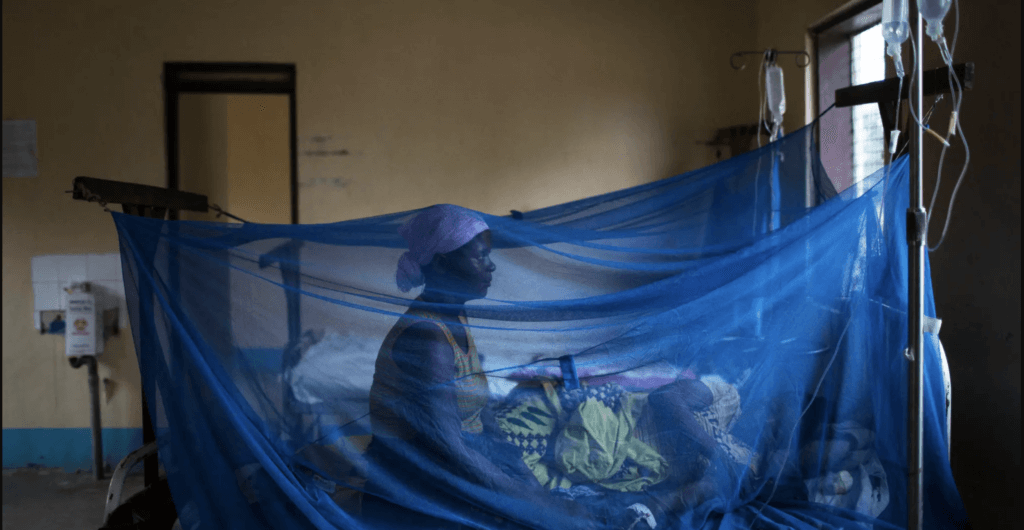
xmin=436 ymin=231 xmax=495 ymax=299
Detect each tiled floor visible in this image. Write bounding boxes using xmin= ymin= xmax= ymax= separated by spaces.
xmin=2 ymin=468 xmax=143 ymax=530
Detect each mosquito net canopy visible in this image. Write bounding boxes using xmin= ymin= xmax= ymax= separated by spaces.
xmin=113 ymin=119 xmax=967 ymax=529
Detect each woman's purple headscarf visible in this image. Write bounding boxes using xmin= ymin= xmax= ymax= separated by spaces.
xmin=396 ymin=204 xmax=489 ymax=292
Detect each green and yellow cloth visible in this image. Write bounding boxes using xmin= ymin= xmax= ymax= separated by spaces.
xmin=495 ymin=381 xmax=669 ymax=492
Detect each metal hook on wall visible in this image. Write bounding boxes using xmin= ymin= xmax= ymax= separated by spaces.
xmin=730 ymin=49 xmax=810 ymax=70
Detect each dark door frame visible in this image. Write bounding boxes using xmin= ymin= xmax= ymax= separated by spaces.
xmin=146 ymin=62 xmax=298 ymax=487
xmin=163 ymin=62 xmax=298 ymax=224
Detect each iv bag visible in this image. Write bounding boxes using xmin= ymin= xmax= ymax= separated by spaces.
xmin=765 ymin=64 xmax=785 ymax=125
xmin=918 ymin=0 xmax=952 ymax=38
xmin=882 ymin=0 xmax=910 ymax=47
xmin=883 ymin=0 xmax=910 ymax=77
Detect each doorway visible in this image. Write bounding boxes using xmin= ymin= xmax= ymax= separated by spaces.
xmin=163 ymin=62 xmax=298 ymax=224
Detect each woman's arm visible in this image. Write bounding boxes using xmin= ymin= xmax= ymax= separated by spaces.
xmin=391 ymin=323 xmax=519 ymax=489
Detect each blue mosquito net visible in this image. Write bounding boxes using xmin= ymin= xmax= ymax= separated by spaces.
xmin=113 ymin=117 xmax=968 ymax=529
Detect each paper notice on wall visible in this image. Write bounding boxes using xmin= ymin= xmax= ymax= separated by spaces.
xmin=3 ymin=120 xmax=38 ymax=178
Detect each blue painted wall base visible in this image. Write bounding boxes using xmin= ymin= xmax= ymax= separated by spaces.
xmin=2 ymin=428 xmax=144 ymax=472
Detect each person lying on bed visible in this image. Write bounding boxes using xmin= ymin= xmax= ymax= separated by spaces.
xmin=363 ymin=204 xmax=593 ymax=530
xmin=642 ymin=375 xmax=721 ymax=512
xmin=497 ymin=367 xmax=721 ymax=511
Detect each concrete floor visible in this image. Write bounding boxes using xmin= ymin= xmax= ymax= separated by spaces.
xmin=2 ymin=468 xmax=143 ymax=530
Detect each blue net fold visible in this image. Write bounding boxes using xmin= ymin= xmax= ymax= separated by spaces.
xmin=113 ymin=117 xmax=967 ymax=529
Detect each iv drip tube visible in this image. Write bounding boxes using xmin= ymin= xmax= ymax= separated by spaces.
xmin=927 ymin=0 xmax=970 ymax=252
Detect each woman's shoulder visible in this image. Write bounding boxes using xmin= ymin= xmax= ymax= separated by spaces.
xmin=388 ymin=320 xmax=455 ymax=377
xmin=384 ymin=308 xmax=445 ymax=341
xmin=395 ymin=319 xmax=449 ymax=343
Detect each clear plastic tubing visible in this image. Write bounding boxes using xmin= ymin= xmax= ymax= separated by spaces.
xmin=883 ymin=0 xmax=910 ymax=77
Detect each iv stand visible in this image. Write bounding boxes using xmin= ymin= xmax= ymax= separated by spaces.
xmin=832 ymin=8 xmax=975 ymax=527
xmin=906 ymin=7 xmax=926 ymax=530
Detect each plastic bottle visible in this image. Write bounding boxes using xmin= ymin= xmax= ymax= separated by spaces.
xmin=882 ymin=0 xmax=910 ymax=77
xmin=765 ymin=64 xmax=785 ymax=127
xmin=918 ymin=0 xmax=952 ymax=40
xmin=882 ymin=0 xmax=911 ymax=156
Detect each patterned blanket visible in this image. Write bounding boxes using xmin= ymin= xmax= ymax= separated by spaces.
xmin=495 ymin=378 xmax=759 ymax=492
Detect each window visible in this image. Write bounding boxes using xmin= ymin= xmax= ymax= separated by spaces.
xmin=811 ymin=0 xmax=885 ymax=193
xmin=850 ymin=24 xmax=887 ymax=189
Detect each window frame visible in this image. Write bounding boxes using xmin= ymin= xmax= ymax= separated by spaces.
xmin=807 ymin=0 xmax=884 ymax=121
xmin=805 ymin=0 xmax=884 ymax=192
xmin=850 ymin=23 xmax=888 ymax=186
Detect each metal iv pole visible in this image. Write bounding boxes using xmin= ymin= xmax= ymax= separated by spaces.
xmin=906 ymin=4 xmax=926 ymax=529
xmin=831 ymin=7 xmax=974 ymax=526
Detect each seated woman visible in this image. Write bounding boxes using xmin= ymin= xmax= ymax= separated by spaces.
xmin=363 ymin=204 xmax=593 ymax=529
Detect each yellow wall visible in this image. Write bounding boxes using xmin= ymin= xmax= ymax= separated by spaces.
xmin=3 ymin=0 xmax=756 ymax=431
